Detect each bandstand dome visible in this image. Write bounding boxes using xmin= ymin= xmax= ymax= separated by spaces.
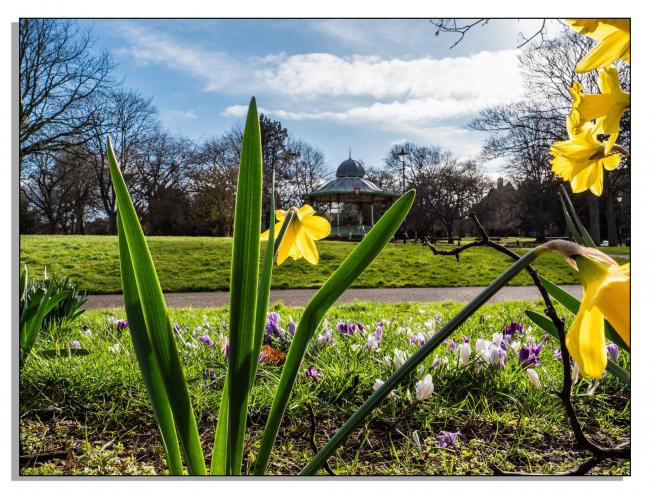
xmin=303 ymin=154 xmax=399 ymax=238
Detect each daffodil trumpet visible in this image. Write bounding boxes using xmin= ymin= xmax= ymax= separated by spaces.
xmin=545 ymin=240 xmax=630 ymax=379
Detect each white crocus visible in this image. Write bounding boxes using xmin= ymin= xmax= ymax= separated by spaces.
xmin=488 ymin=347 xmax=501 ymax=368
xmin=492 ymin=332 xmax=503 ymax=347
xmin=475 ymin=338 xmax=489 ymax=352
xmin=424 ymin=319 xmax=437 ymax=331
xmin=459 ymin=343 xmax=471 ymax=365
xmin=527 ymin=368 xmax=542 ymax=388
xmin=393 ymin=349 xmax=409 ymax=368
xmin=431 ymin=356 xmax=442 ymax=370
xmin=415 ymin=374 xmax=434 ymax=401
xmin=510 ymin=341 xmax=521 ymax=354
xmin=382 ymin=355 xmax=393 ymax=367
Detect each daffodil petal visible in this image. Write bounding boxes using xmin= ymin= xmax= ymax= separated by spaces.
xmin=592 ymin=263 xmax=630 ymax=346
xmin=566 ymin=302 xmax=607 ymax=379
xmin=276 ymin=222 xmax=297 ymax=265
xmin=295 ymin=227 xmax=319 ymax=264
xmin=301 ymin=214 xmax=331 ymax=240
xmin=602 ymin=152 xmax=622 ymax=172
xmin=261 ymin=221 xmax=283 ymax=240
xmin=576 ymin=27 xmax=630 ymax=73
xmin=275 ymin=209 xmax=286 ymax=222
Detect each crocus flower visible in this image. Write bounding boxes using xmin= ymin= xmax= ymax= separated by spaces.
xmin=365 ymin=334 xmax=380 ymax=352
xmin=287 ymin=319 xmax=297 ymax=336
xmin=546 ymin=242 xmax=630 ymax=378
xmin=475 ymin=338 xmax=489 ymax=353
xmin=409 ymin=332 xmax=426 ymax=347
xmin=436 ymin=431 xmax=461 ymax=448
xmin=316 ymin=329 xmax=335 ymax=347
xmin=198 ymin=335 xmax=214 ymax=347
xmin=606 ymin=342 xmax=620 ymax=362
xmin=259 ymin=351 xmax=269 ymax=364
xmin=82 ymin=325 xmax=89 ymax=332
xmin=265 ymin=312 xmax=282 ymax=338
xmin=459 ymin=342 xmax=471 ymax=365
xmin=382 ymin=355 xmax=393 ymax=367
xmin=373 ymin=324 xmax=383 ymax=342
xmin=203 ymin=368 xmax=217 ymax=380
xmin=261 ymin=205 xmax=331 ymax=265
xmin=568 ymin=66 xmax=629 ymax=153
xmin=116 ymin=319 xmax=128 ymax=331
xmin=355 ymin=322 xmax=365 ymax=334
xmin=553 ymin=349 xmax=563 ymax=361
xmin=424 ymin=319 xmax=437 ymax=331
xmin=527 ymin=368 xmax=542 ymax=388
xmin=337 ymin=320 xmax=353 ymax=335
xmin=431 ymin=356 xmax=442 ymax=370
xmin=70 ymin=340 xmax=81 ymax=350
xmin=519 ymin=342 xmax=543 ymax=367
xmin=447 ymin=338 xmax=457 ymax=352
xmin=224 ymin=343 xmax=230 ymax=361
xmin=415 ymin=374 xmax=434 ymax=401
xmin=504 ymin=321 xmax=523 ymax=337
xmin=393 ymin=349 xmax=409 ymax=368
xmin=306 ymin=365 xmax=323 ymax=382
xmin=567 ymin=19 xmax=630 ymax=73
xmin=463 ymin=336 xmax=470 ymax=344
xmin=550 ymin=112 xmax=622 ymax=196
xmin=373 ymin=379 xmax=397 ymax=400
xmin=489 ymin=347 xmax=506 ymax=369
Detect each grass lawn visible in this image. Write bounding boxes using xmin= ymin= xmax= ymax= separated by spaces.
xmin=20 ymin=301 xmax=630 ymax=476
xmin=19 ymin=235 xmax=629 ymax=294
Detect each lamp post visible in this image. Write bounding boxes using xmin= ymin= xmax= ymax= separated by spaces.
xmin=398 ymin=147 xmax=408 ymax=193
xmin=397 ymin=147 xmax=408 ymax=242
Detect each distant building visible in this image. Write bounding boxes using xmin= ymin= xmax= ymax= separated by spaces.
xmin=475 ymin=177 xmax=521 ymax=235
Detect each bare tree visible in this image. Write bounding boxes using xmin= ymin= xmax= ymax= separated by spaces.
xmin=19 ymin=19 xmax=115 ymax=161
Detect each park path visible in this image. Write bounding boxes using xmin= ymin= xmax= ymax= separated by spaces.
xmin=84 ymin=285 xmax=583 ymax=309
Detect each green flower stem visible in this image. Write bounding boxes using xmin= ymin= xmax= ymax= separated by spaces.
xmin=300 ymin=245 xmax=549 ymax=475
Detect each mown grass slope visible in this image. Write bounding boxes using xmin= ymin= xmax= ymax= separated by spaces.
xmin=19 ymin=235 xmax=627 ymax=294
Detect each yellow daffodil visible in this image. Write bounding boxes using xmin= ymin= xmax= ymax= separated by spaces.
xmin=567 ymin=19 xmax=630 ymax=73
xmin=261 ymin=205 xmax=330 ymax=265
xmin=568 ymin=66 xmax=630 ymax=153
xmin=550 ymin=112 xmax=621 ymax=196
xmin=546 ymin=241 xmax=630 ymax=378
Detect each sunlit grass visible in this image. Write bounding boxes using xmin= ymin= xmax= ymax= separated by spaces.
xmin=19 ymin=235 xmax=630 ymax=294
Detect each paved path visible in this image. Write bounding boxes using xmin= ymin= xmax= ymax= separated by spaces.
xmin=84 ymin=285 xmax=583 ymax=309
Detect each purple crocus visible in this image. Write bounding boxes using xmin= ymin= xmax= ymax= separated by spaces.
xmin=198 ymin=335 xmax=214 ymax=347
xmin=463 ymin=336 xmax=470 ymax=344
xmin=259 ymin=351 xmax=269 ymax=364
xmin=436 ymin=431 xmax=461 ymax=448
xmin=70 ymin=340 xmax=81 ymax=350
xmin=355 ymin=322 xmax=365 ymax=334
xmin=82 ymin=325 xmax=89 ymax=332
xmin=519 ymin=342 xmax=543 ymax=367
xmin=337 ymin=320 xmax=354 ymax=335
xmin=543 ymin=333 xmax=551 ymax=345
xmin=203 ymin=368 xmax=217 ymax=380
xmin=306 ymin=365 xmax=323 ymax=382
xmin=116 ymin=319 xmax=128 ymax=331
xmin=447 ymin=338 xmax=457 ymax=352
xmin=409 ymin=332 xmax=426 ymax=346
xmin=373 ymin=324 xmax=383 ymax=342
xmin=553 ymin=349 xmax=563 ymax=361
xmin=504 ymin=321 xmax=523 ymax=337
xmin=607 ymin=343 xmax=620 ymax=362
xmin=287 ymin=319 xmax=297 ymax=336
xmin=265 ymin=312 xmax=282 ymax=338
xmin=224 ymin=343 xmax=230 ymax=361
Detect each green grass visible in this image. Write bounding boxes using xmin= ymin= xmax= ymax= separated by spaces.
xmin=19 ymin=301 xmax=629 ymax=476
xmin=20 ymin=235 xmax=629 ymax=294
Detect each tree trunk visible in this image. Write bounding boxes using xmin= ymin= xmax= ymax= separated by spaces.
xmin=588 ymin=194 xmax=601 ymax=245
xmin=605 ymin=177 xmax=618 ymax=246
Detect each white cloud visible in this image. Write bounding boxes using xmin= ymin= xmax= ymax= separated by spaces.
xmin=117 ymin=23 xmax=523 ymax=103
xmin=162 ymin=109 xmax=198 ymax=120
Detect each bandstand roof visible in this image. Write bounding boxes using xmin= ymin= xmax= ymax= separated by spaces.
xmin=303 ymin=156 xmax=399 ymax=204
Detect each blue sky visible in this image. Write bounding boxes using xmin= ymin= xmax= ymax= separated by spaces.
xmin=85 ymin=18 xmax=566 ymax=178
